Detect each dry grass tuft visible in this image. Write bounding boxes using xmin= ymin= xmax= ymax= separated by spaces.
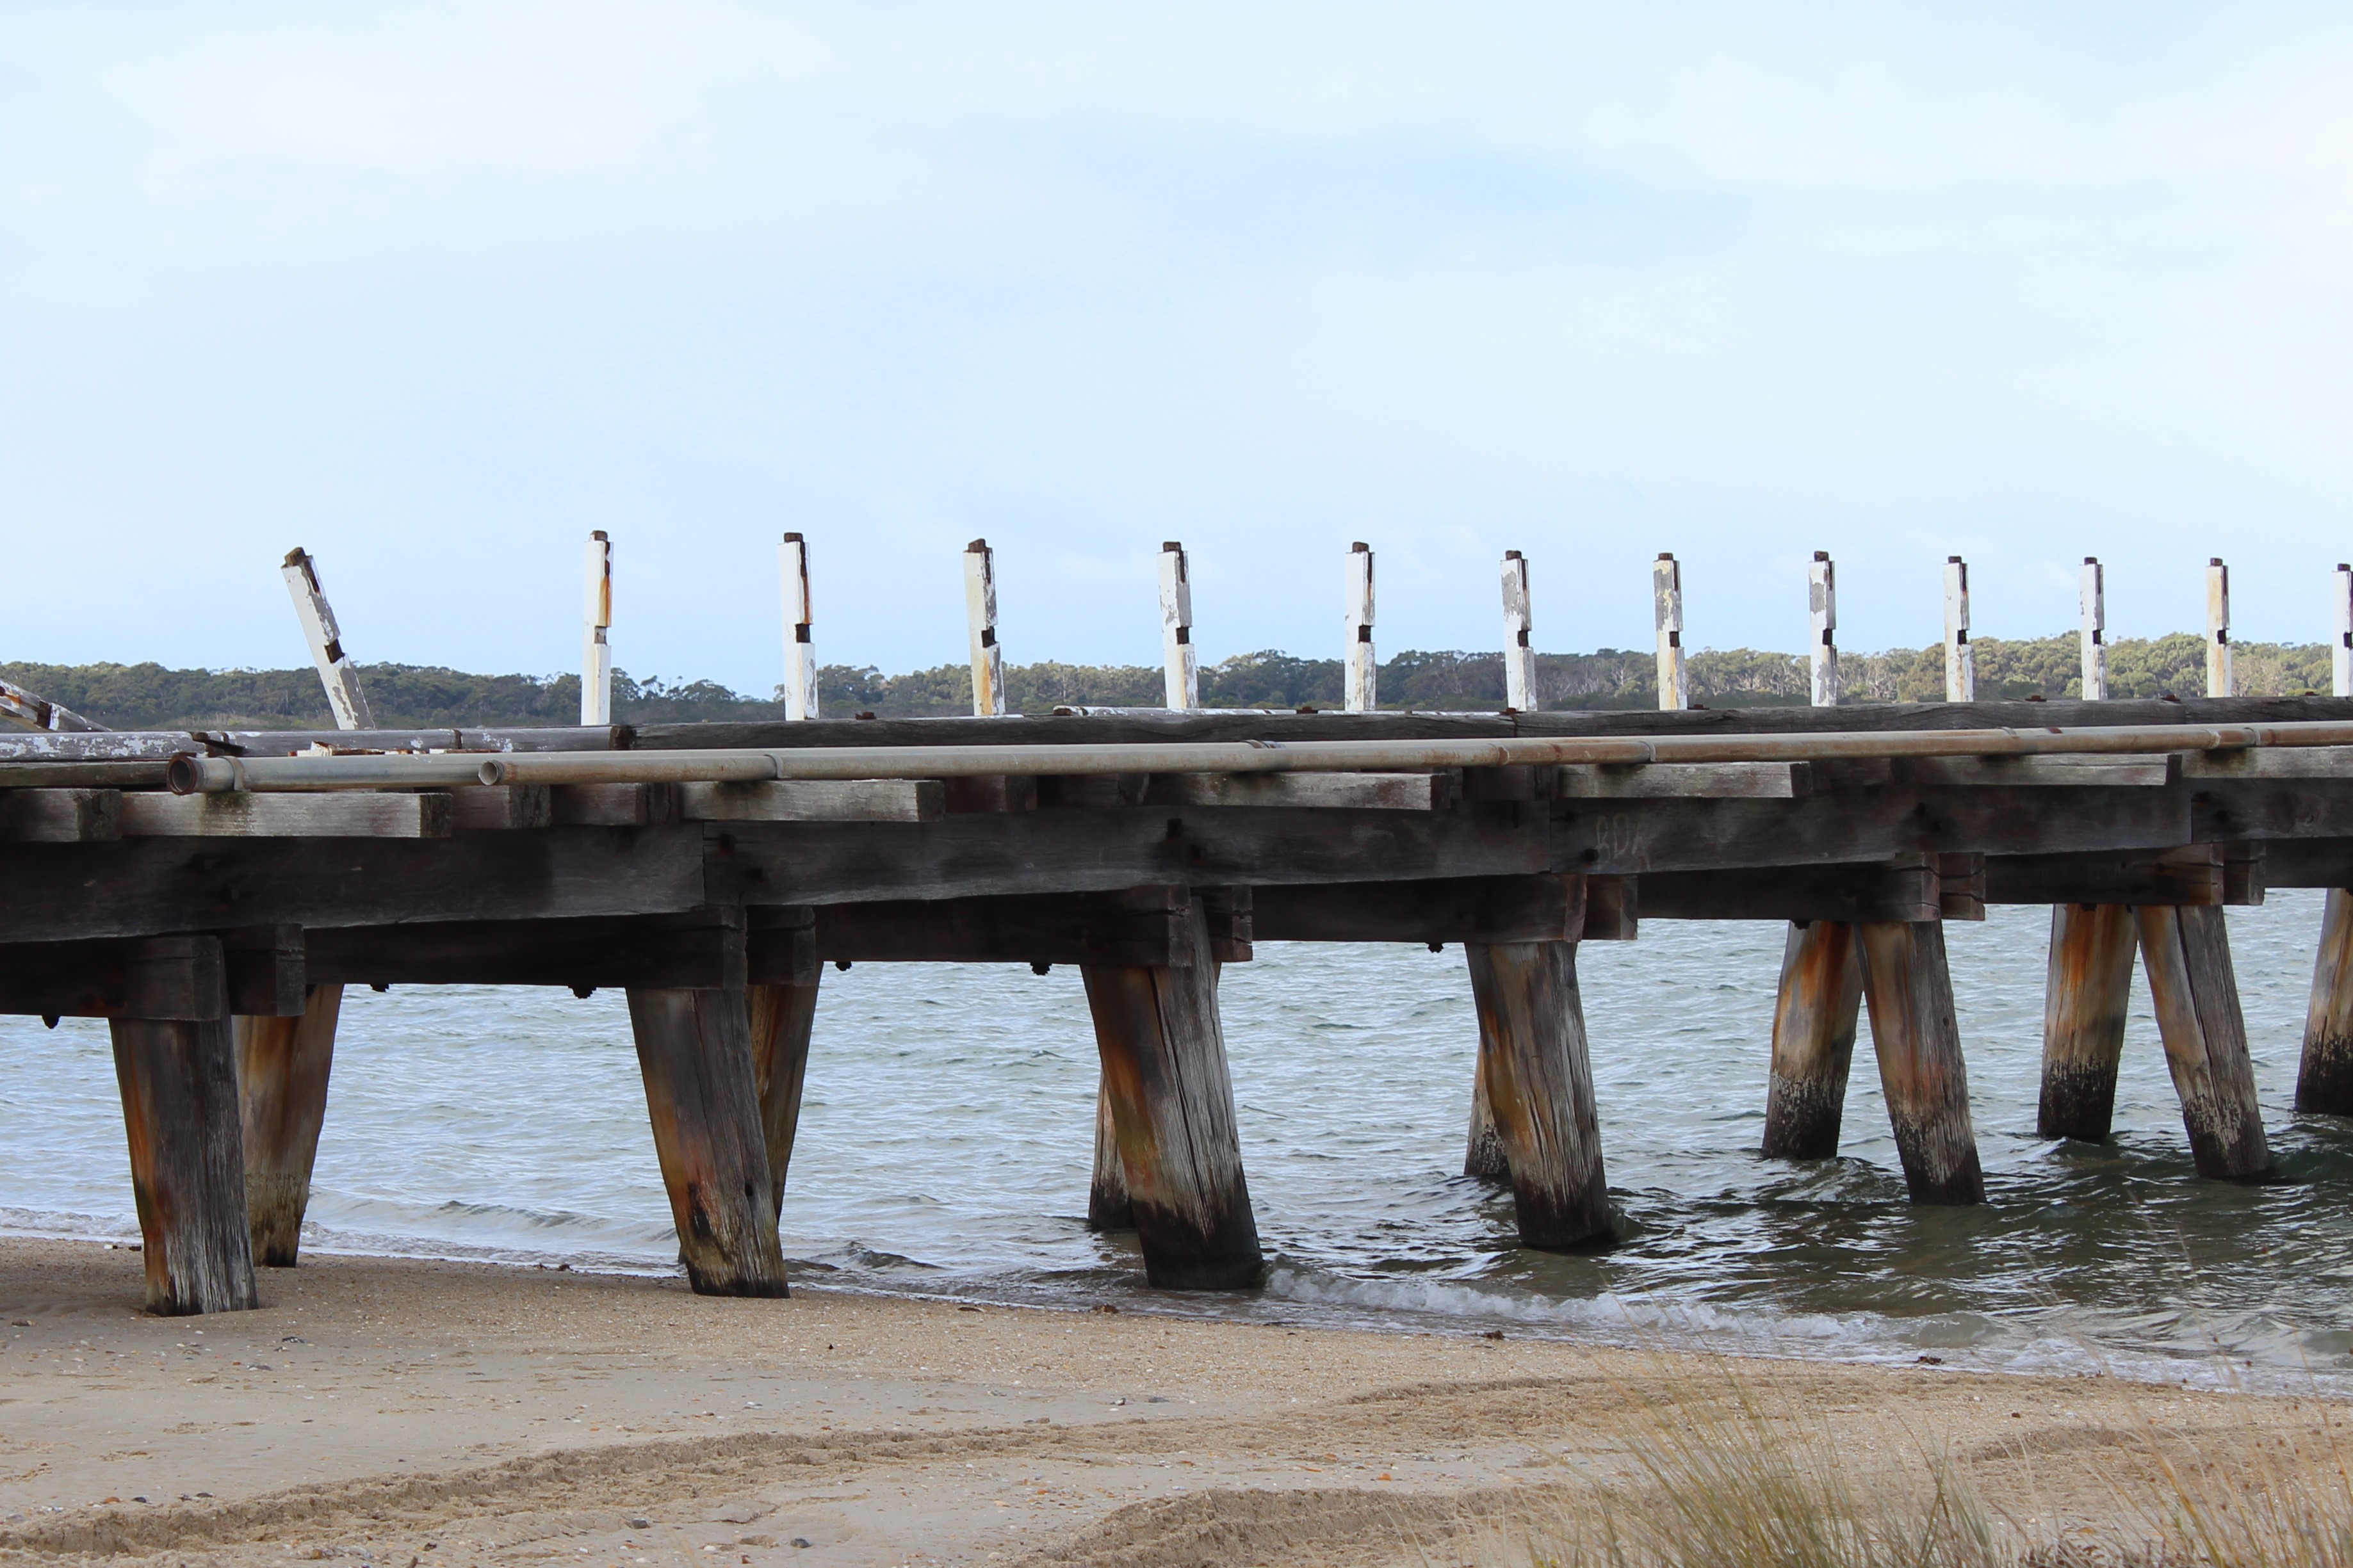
xmin=1428 ymin=1358 xmax=2353 ymax=1568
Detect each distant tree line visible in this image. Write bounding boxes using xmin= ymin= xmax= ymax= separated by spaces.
xmin=3 ymin=633 xmax=2331 ymax=731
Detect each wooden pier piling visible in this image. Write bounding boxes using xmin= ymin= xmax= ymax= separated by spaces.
xmin=111 ymin=1016 xmax=260 ymax=1314
xmin=2137 ymin=905 xmax=2272 ymax=1180
xmin=1087 ymin=1082 xmax=1136 ymax=1230
xmin=1080 ymin=901 xmax=1262 ymax=1288
xmin=2037 ymin=903 xmax=2137 ymax=1141
xmin=2080 ymin=558 xmax=2108 ymax=700
xmin=1854 ymin=921 xmax=1983 ymax=1204
xmin=1463 ymin=1039 xmax=1511 ymax=1181
xmin=1762 ymin=920 xmax=1864 ymax=1159
xmin=2297 ymin=887 xmax=2353 ymax=1115
xmin=1464 ymin=940 xmax=1611 ymax=1249
xmin=1501 ymin=552 xmax=1536 ymax=713
xmin=745 ymin=980 xmax=819 ymax=1219
xmin=1344 ymin=542 xmax=1376 ymax=713
xmin=236 ymin=983 xmax=343 ymax=1266
xmin=626 ymin=987 xmax=790 ymax=1295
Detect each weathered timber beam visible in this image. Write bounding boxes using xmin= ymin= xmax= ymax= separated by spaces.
xmin=222 ymin=926 xmax=309 ymax=1017
xmin=306 ymin=909 xmax=745 ymax=990
xmin=1556 ymin=762 xmax=1805 ymax=799
xmin=553 ymin=783 xmax=678 ymax=826
xmin=1985 ymin=846 xmax=2240 ymax=907
xmin=0 ymin=788 xmax=121 ymax=841
xmin=0 ymin=935 xmax=228 ymax=1019
xmin=2184 ymin=745 xmax=2353 ymax=779
xmin=680 ymin=779 xmax=945 ymax=823
xmin=0 ymin=829 xmax=711 ymax=946
xmin=0 ymin=675 xmax=104 ymax=734
xmin=1143 ymin=772 xmax=1445 ymax=810
xmin=120 ymin=792 xmax=454 ymax=839
xmin=2194 ymin=781 xmax=2353 ymax=841
xmin=714 ymin=806 xmax=1551 ymax=907
xmin=1584 ymin=877 xmax=1638 ymax=939
xmin=0 ymin=761 xmax=171 ymax=789
xmin=1634 ymin=857 xmax=1976 ymax=924
xmin=807 ymin=886 xmax=1251 ymax=967
xmin=452 ymin=786 xmax=551 ymax=832
xmin=2254 ymin=839 xmax=2353 ymax=889
xmin=1250 ymin=874 xmax=1583 ymax=945
xmin=1552 ymin=786 xmax=2192 ymax=875
xmin=1903 ymin=755 xmax=2176 ymax=788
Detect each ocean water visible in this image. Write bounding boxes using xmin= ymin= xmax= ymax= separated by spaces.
xmin=4 ymin=894 xmax=2350 ymax=1389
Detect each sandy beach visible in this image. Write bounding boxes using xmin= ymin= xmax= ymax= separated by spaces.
xmin=0 ymin=1238 xmax=2334 ymax=1565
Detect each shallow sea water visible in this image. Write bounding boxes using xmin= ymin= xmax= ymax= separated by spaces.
xmin=3 ymin=894 xmax=2349 ymax=1388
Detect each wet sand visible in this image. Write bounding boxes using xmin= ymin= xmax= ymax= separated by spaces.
xmin=0 ymin=1238 xmax=2331 ymax=1566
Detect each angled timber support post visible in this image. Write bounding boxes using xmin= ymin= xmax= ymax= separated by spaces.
xmin=2038 ymin=903 xmax=2137 ymax=1141
xmin=965 ymin=538 xmax=1006 ymax=717
xmin=2137 ymin=905 xmax=2272 ymax=1180
xmin=1344 ymin=542 xmax=1376 ymax=713
xmin=2080 ymin=558 xmax=2108 ymax=700
xmin=1080 ymin=900 xmax=1262 ymax=1288
xmin=2297 ymin=887 xmax=2353 ymax=1115
xmin=1942 ymin=556 xmax=1973 ymax=702
xmin=626 ymin=987 xmax=789 ymax=1296
xmin=237 ymin=983 xmax=343 ymax=1266
xmin=1159 ymin=541 xmax=1198 ymax=712
xmin=1853 ymin=921 xmax=1983 ymax=1204
xmin=1462 ymin=1042 xmax=1511 ymax=1182
xmin=1652 ymin=554 xmax=1688 ymax=711
xmin=745 ymin=979 xmax=820 ymax=1221
xmin=113 ymin=1003 xmax=260 ymax=1315
xmin=1087 ymin=1082 xmax=1135 ymax=1230
xmin=1500 ymin=551 xmax=1536 ymax=713
xmin=779 ymin=533 xmax=818 ymax=722
xmin=1762 ymin=920 xmax=1864 ymax=1160
xmin=1464 ymin=939 xmax=1611 ymax=1249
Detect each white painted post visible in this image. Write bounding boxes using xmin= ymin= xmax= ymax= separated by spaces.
xmin=779 ymin=533 xmax=817 ymax=721
xmin=1344 ymin=542 xmax=1376 ymax=713
xmin=279 ymin=547 xmax=374 ymax=731
xmin=1942 ymin=556 xmax=1974 ymax=703
xmin=2206 ymin=556 xmax=2233 ymax=700
xmin=2080 ymin=557 xmax=2108 ymax=700
xmin=965 ymin=538 xmax=1006 ymax=717
xmin=1159 ymin=542 xmax=1198 ymax=711
xmin=1808 ymin=551 xmax=1839 ymax=707
xmin=1653 ymin=553 xmax=1688 ymax=712
xmin=581 ymin=531 xmax=613 ymax=726
xmin=2334 ymin=563 xmax=2353 ymax=699
xmin=1501 ymin=551 xmax=1536 ymax=713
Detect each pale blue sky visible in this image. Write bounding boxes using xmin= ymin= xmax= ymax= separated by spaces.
xmin=4 ymin=3 xmax=2350 ymax=691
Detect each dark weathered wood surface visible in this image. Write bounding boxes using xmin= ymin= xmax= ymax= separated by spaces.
xmin=1553 ymin=786 xmax=2192 ymax=877
xmin=1251 ymin=874 xmax=1583 ymax=946
xmin=2299 ymin=888 xmax=2353 ymax=1115
xmin=0 ymin=935 xmax=228 ymax=1020
xmin=1640 ymin=864 xmax=1939 ymax=924
xmin=110 ymin=1015 xmax=259 ymax=1314
xmin=0 ymin=788 xmax=121 ymax=841
xmin=1463 ymin=940 xmax=1611 ymax=1249
xmin=1855 ymin=921 xmax=1985 ymax=1204
xmin=812 ymin=887 xmax=1203 ymax=967
xmin=745 ymin=981 xmax=819 ymax=1220
xmin=0 ymin=830 xmax=710 ymax=946
xmin=1989 ymin=847 xmax=2226 ymax=907
xmin=2137 ymin=905 xmax=2273 ymax=1181
xmin=1080 ymin=905 xmax=1262 ymax=1289
xmin=2037 ymin=903 xmax=2138 ymax=1141
xmin=236 ymin=984 xmax=342 ymax=1266
xmin=306 ymin=909 xmax=744 ymax=990
xmin=625 ymin=987 xmax=789 ymax=1297
xmin=1763 ymin=921 xmax=1864 ymax=1160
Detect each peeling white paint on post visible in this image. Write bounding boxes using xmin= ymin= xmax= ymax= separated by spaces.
xmin=2206 ymin=557 xmax=2233 ymax=700
xmin=1344 ymin=542 xmax=1376 ymax=713
xmin=2335 ymin=563 xmax=2353 ymax=699
xmin=965 ymin=538 xmax=1006 ymax=717
xmin=1501 ymin=551 xmax=1536 ymax=713
xmin=2080 ymin=558 xmax=2108 ymax=700
xmin=582 ymin=532 xmax=614 ymax=727
xmin=280 ymin=548 xmax=375 ymax=732
xmin=1942 ymin=556 xmax=1974 ymax=703
xmin=1653 ymin=554 xmax=1688 ymax=712
xmin=1808 ymin=551 xmax=1839 ymax=707
xmin=1159 ymin=542 xmax=1198 ymax=711
xmin=779 ymin=533 xmax=817 ymax=722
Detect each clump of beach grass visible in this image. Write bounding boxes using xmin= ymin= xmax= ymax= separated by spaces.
xmin=1424 ymin=1355 xmax=2353 ymax=1568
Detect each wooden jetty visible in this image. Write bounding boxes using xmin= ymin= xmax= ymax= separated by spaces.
xmin=12 ymin=539 xmax=2353 ymax=1317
